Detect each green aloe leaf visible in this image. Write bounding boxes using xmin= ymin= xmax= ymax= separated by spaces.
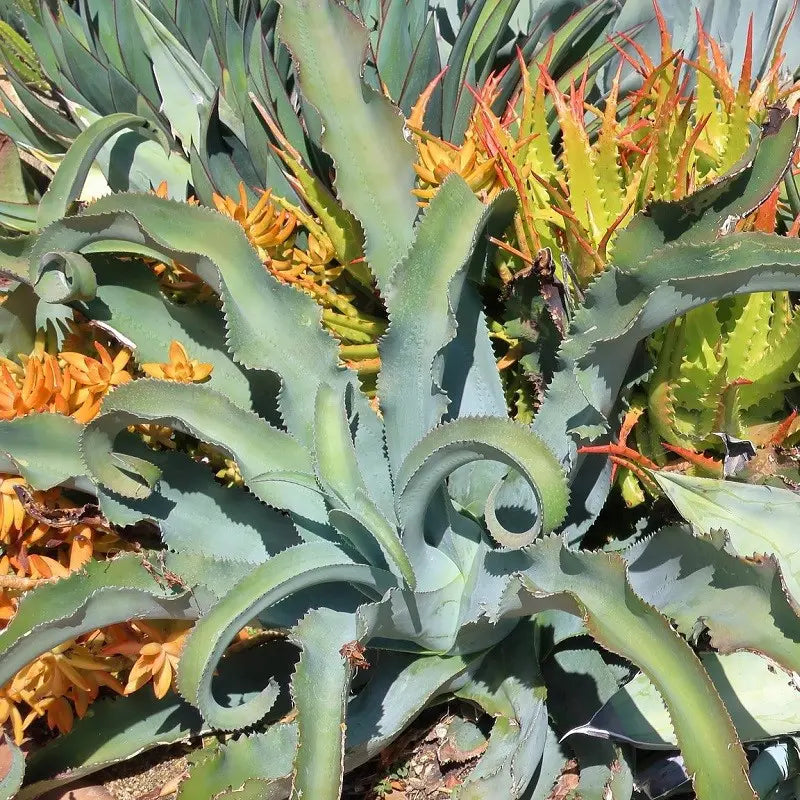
xmin=579 ymin=652 xmax=800 ymax=748
xmin=277 ymin=0 xmax=418 ymax=290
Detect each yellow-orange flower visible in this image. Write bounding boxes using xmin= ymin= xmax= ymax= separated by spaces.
xmin=412 ymin=131 xmax=499 ymax=204
xmin=140 ymin=341 xmax=213 ymax=383
xmin=60 ymin=341 xmax=133 ymax=422
xmin=213 ymin=183 xmax=296 ymax=258
xmin=104 ymin=621 xmax=191 ymax=699
xmin=0 ymin=352 xmax=72 ymax=419
xmin=7 ymin=640 xmax=124 ymax=737
xmin=0 ymin=687 xmax=35 ymax=744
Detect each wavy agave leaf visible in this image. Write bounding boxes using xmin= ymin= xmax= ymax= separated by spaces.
xmin=0 ymin=283 xmax=36 ymax=358
xmin=0 ymin=413 xmax=84 ymax=488
xmin=0 ymin=135 xmax=27 ymax=206
xmin=0 ymin=737 xmax=23 ymax=800
xmin=131 ymin=2 xmax=224 ymax=149
xmin=177 ymin=724 xmax=297 ymax=800
xmin=378 ymin=177 xmax=514 ymax=473
xmin=81 ymin=379 xmax=330 ymax=539
xmin=0 ymin=553 xmax=207 ymax=689
xmin=19 ymin=691 xmax=205 ymax=799
xmin=277 ymin=0 xmax=418 ymax=290
xmin=544 ymin=645 xmax=633 ymax=799
xmin=315 ymin=382 xmax=413 ymax=586
xmin=579 ymin=652 xmax=800 ymax=749
xmin=749 ymin=742 xmax=800 ymax=800
xmin=98 ymin=440 xmax=301 ymax=562
xmin=614 ymin=107 xmax=800 ymax=264
xmin=625 ymin=524 xmax=800 ymax=672
xmin=176 ymin=541 xmax=393 ymax=731
xmin=396 ymin=416 xmax=569 ymax=562
xmin=36 ymin=112 xmax=151 ymax=228
xmin=654 ymin=473 xmax=800 ymax=606
xmin=288 ymin=609 xmax=363 ymax=800
xmin=86 ymin=258 xmax=278 ymax=417
xmin=345 ymin=649 xmax=480 ymax=767
xmin=520 ymin=535 xmax=756 ymax=800
xmin=22 ymin=193 xmax=345 ymax=448
xmin=453 ymin=619 xmax=549 ymax=798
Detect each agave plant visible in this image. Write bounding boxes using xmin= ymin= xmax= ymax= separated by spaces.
xmin=0 ymin=1 xmax=800 ymax=798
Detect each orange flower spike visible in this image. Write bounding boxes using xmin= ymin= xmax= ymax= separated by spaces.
xmin=769 ymin=409 xmax=799 ymax=446
xmin=140 ymin=341 xmax=213 ymax=383
xmin=0 ymin=688 xmax=30 ymax=744
xmin=0 ymin=477 xmax=26 ymax=542
xmin=578 ymin=443 xmax=659 ymax=472
xmin=652 ymin=0 xmax=671 ymax=63
xmin=407 ymin=67 xmax=448 ymax=131
xmin=122 ymin=621 xmax=191 ymax=699
xmin=212 ymin=183 xmax=297 ymax=255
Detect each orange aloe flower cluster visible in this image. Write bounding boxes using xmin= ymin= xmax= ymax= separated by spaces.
xmin=211 ymin=181 xmax=386 ymax=390
xmin=0 ymin=475 xmax=131 ymax=742
xmin=0 ymin=341 xmax=132 ymax=424
xmin=0 ymin=332 xmax=216 ymax=744
xmin=407 ymin=71 xmax=504 ymax=207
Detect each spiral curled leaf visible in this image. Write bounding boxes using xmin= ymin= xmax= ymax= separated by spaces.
xmin=176 ymin=542 xmax=394 ymax=731
xmin=33 ymin=250 xmax=97 ymax=303
xmin=81 ymin=380 xmax=327 ymax=540
xmin=396 ymin=417 xmax=569 ymax=555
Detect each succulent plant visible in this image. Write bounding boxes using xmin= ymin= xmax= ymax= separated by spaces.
xmin=4 ymin=1 xmax=800 ymax=800
xmin=0 ymin=1 xmax=800 ymax=797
